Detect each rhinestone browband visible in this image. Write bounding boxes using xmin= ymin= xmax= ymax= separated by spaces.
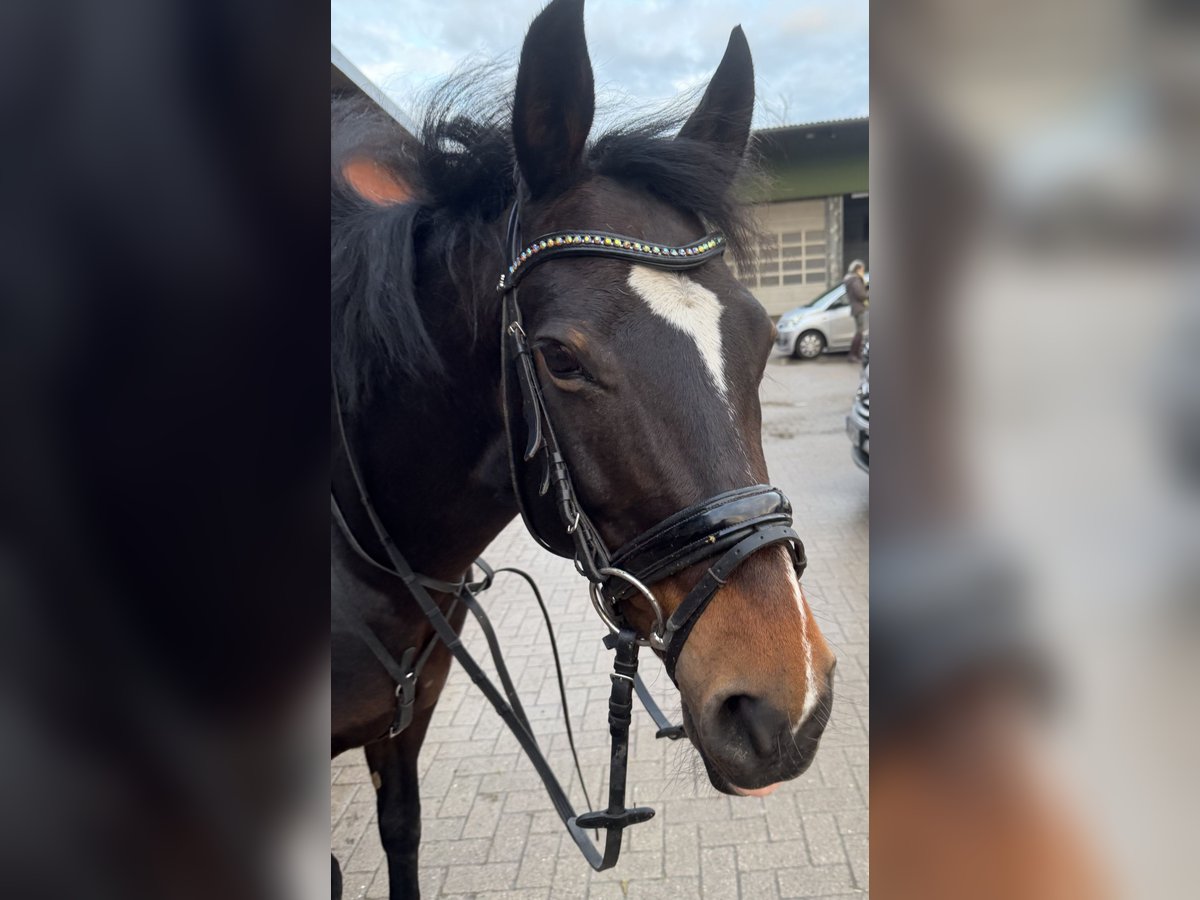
xmin=497 ymin=231 xmax=725 ymax=293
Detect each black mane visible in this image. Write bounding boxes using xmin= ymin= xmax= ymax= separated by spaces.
xmin=331 ymin=77 xmax=757 ymax=411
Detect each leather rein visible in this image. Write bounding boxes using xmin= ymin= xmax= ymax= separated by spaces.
xmin=332 ymin=191 xmax=808 ymax=871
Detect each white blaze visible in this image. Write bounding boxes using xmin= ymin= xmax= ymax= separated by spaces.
xmin=627 ymin=266 xmax=727 ymax=397
xmin=786 ymin=554 xmax=819 ymax=728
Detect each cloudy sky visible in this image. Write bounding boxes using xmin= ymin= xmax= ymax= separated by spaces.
xmin=332 ymin=0 xmax=868 ymax=128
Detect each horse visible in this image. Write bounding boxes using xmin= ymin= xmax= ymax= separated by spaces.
xmin=331 ymin=1 xmax=836 ymax=896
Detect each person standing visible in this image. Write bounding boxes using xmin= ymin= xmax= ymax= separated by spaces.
xmin=845 ymin=260 xmax=869 ymax=362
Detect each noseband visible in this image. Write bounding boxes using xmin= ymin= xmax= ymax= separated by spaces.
xmin=497 ymin=199 xmax=807 ymax=683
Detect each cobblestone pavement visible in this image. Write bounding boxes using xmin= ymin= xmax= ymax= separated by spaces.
xmin=332 ymin=353 xmax=869 ymax=899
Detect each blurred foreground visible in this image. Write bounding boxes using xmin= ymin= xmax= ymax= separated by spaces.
xmin=0 ymin=2 xmax=329 ymax=898
xmin=872 ymin=0 xmax=1199 ymax=897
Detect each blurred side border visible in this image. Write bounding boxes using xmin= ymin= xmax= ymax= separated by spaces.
xmin=0 ymin=1 xmax=329 ymax=898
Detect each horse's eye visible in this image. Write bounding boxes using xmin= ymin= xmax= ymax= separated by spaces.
xmin=539 ymin=342 xmax=585 ymax=379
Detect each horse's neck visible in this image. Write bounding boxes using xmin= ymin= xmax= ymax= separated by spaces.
xmin=339 ymin=266 xmax=515 ymax=584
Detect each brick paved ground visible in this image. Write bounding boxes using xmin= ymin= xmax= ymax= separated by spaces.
xmin=332 ymin=353 xmax=869 ymax=899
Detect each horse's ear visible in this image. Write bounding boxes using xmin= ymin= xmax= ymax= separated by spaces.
xmin=512 ymin=0 xmax=595 ymax=199
xmin=341 ymin=157 xmax=414 ymax=206
xmin=678 ymin=26 xmax=755 ymax=162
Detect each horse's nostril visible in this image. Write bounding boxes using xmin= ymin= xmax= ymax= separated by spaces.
xmin=720 ymin=693 xmax=787 ymax=760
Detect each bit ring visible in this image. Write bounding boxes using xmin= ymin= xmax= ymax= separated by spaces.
xmin=589 ymin=568 xmax=666 ymax=651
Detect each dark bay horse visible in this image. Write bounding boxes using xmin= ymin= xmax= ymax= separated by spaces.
xmin=331 ymin=1 xmax=835 ymax=896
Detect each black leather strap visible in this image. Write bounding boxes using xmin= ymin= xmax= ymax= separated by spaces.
xmin=573 ymin=630 xmax=655 ymax=837
xmin=502 ymin=290 xmax=612 ymax=576
xmin=662 ymin=523 xmax=805 ymax=683
xmin=633 ymin=674 xmax=686 ymax=740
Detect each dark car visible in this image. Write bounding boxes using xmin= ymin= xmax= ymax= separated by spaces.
xmin=846 ymin=343 xmax=869 ymax=472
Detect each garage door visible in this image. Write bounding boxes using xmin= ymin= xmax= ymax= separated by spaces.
xmin=731 ymin=200 xmax=830 ymax=316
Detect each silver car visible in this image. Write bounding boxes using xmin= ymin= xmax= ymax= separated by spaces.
xmin=774 ymin=275 xmax=869 ymax=359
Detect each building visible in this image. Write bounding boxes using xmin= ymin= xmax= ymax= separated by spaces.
xmin=736 ymin=118 xmax=869 ymax=316
xmin=331 ymin=45 xmax=417 ymax=135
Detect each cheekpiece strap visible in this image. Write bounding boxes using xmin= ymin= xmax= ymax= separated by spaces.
xmin=498 ymin=231 xmax=725 ymax=293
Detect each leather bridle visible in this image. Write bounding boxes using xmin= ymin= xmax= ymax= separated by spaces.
xmin=332 ymin=188 xmax=810 ymax=872
xmin=497 ymin=196 xmax=808 ymax=684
